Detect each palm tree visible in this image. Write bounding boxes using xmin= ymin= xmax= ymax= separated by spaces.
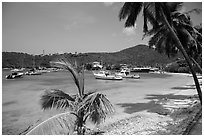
xmin=119 ymin=2 xmax=202 ymax=104
xmin=27 ymin=58 xmax=114 ymax=135
xmin=191 ymin=24 xmax=202 ymax=72
xmin=147 ymin=9 xmax=202 ymax=73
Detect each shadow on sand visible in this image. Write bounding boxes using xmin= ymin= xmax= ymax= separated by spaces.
xmin=171 ymin=86 xmax=195 ymax=90
xmin=117 ymin=94 xmax=191 ymax=115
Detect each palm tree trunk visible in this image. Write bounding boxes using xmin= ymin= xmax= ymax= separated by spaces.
xmin=191 ymin=57 xmax=202 ymax=74
xmin=181 ymin=28 xmax=202 ymax=74
xmin=160 ymin=8 xmax=202 ymax=104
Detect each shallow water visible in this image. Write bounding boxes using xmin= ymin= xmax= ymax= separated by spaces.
xmin=2 ymin=70 xmax=193 ymax=135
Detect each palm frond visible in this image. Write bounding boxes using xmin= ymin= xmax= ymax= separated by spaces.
xmin=156 ymin=33 xmax=168 ymax=54
xmin=169 ymin=2 xmax=183 ymax=13
xmin=155 ymin=3 xmax=161 ymax=23
xmin=41 ymin=89 xmax=75 ymax=110
xmin=144 ymin=24 xmax=165 ymax=37
xmin=144 ymin=3 xmax=159 ymax=30
xmin=160 ymin=3 xmax=172 ymax=26
xmin=79 ymin=92 xmax=115 ymax=124
xmin=80 ymin=66 xmax=85 ymax=95
xmin=143 ymin=4 xmax=148 ymax=33
xmin=119 ymin=2 xmax=143 ymax=27
xmin=50 ymin=58 xmax=84 ymax=97
xmin=26 ymin=112 xmax=77 ymax=135
xmin=164 ymin=35 xmax=173 ymax=57
xmin=148 ymin=32 xmax=161 ymax=48
xmin=148 ymin=25 xmax=167 ymax=48
xmin=166 ymin=35 xmax=178 ymax=57
xmin=184 ymin=8 xmax=202 ymax=15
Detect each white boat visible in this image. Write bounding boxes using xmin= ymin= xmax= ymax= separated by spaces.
xmin=38 ymin=69 xmax=48 ymax=73
xmin=25 ymin=69 xmax=42 ymax=75
xmin=131 ymin=67 xmax=151 ymax=73
xmin=11 ymin=68 xmax=25 ymax=72
xmin=116 ymin=69 xmax=140 ymax=79
xmin=28 ymin=71 xmax=42 ymax=75
xmin=6 ymin=72 xmax=24 ymax=79
xmin=93 ymin=71 xmax=123 ymax=80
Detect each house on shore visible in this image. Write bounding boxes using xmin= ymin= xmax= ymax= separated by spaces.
xmin=92 ymin=61 xmax=103 ymax=70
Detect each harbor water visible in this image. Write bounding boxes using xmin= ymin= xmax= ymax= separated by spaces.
xmin=2 ymin=70 xmax=194 ymax=134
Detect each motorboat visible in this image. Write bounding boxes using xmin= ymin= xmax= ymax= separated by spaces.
xmin=25 ymin=69 xmax=42 ymax=75
xmin=93 ymin=71 xmax=123 ymax=80
xmin=28 ymin=71 xmax=42 ymax=75
xmin=11 ymin=68 xmax=25 ymax=72
xmin=116 ymin=69 xmax=140 ymax=79
xmin=131 ymin=67 xmax=151 ymax=73
xmin=6 ymin=72 xmax=24 ymax=79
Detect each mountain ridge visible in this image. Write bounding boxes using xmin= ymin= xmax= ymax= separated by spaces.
xmin=2 ymin=44 xmax=178 ymax=68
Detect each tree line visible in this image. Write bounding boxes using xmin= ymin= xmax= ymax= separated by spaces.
xmin=2 ymin=44 xmax=178 ymax=69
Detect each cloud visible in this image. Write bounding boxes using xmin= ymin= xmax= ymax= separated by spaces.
xmin=64 ymin=14 xmax=96 ymax=31
xmin=179 ymin=6 xmax=187 ymax=13
xmin=103 ymin=2 xmax=114 ymax=7
xmin=122 ymin=27 xmax=136 ymax=36
xmin=111 ymin=33 xmax=117 ymax=37
xmin=64 ymin=21 xmax=78 ymax=30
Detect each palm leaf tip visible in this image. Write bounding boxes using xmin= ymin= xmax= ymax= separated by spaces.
xmin=27 ymin=112 xmax=77 ymax=135
xmin=80 ymin=92 xmax=115 ymax=124
xmin=50 ymin=58 xmax=84 ymax=97
xmin=119 ymin=2 xmax=143 ymax=27
xmin=41 ymin=89 xmax=75 ymax=110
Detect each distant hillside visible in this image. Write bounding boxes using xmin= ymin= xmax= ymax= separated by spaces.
xmin=105 ymin=44 xmax=175 ymax=65
xmin=2 ymin=44 xmax=179 ymax=68
xmin=82 ymin=44 xmax=178 ymax=66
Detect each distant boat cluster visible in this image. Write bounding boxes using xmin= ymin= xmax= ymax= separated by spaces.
xmin=93 ymin=70 xmax=140 ymax=80
xmin=93 ymin=68 xmax=146 ymax=80
xmin=5 ymin=67 xmax=62 ymax=79
xmin=4 ymin=65 xmax=163 ymax=80
xmin=92 ymin=64 xmax=165 ymax=80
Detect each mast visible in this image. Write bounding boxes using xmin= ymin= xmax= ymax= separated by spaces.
xmin=33 ymin=55 xmax=35 ymax=69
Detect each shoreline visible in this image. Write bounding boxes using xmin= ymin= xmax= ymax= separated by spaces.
xmin=89 ymin=72 xmax=202 ymax=135
xmin=97 ymin=98 xmax=201 ymax=135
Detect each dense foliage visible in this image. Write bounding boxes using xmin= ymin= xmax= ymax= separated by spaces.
xmin=2 ymin=45 xmax=179 ymax=69
xmin=2 ymin=52 xmax=56 ymax=68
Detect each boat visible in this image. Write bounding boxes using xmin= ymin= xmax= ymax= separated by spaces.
xmin=25 ymin=69 xmax=42 ymax=75
xmin=131 ymin=67 xmax=151 ymax=73
xmin=28 ymin=71 xmax=42 ymax=75
xmin=6 ymin=72 xmax=24 ymax=79
xmin=25 ymin=56 xmax=42 ymax=75
xmin=11 ymin=68 xmax=25 ymax=72
xmin=116 ymin=69 xmax=140 ymax=79
xmin=93 ymin=71 xmax=123 ymax=80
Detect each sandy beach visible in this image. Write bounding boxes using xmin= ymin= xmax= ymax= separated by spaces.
xmin=2 ymin=71 xmax=200 ymax=135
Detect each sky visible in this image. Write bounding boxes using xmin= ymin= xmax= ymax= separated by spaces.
xmin=2 ymin=2 xmax=202 ymax=55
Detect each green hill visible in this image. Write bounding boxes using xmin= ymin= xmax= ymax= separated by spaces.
xmin=81 ymin=44 xmax=177 ymax=66
xmin=2 ymin=44 xmax=178 ymax=68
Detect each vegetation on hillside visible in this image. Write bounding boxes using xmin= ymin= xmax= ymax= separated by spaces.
xmin=2 ymin=45 xmax=179 ymax=69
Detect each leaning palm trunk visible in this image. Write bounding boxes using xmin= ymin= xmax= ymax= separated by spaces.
xmin=160 ymin=8 xmax=202 ymax=104
xmin=180 ymin=28 xmax=202 ymax=74
xmin=191 ymin=57 xmax=202 ymax=74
